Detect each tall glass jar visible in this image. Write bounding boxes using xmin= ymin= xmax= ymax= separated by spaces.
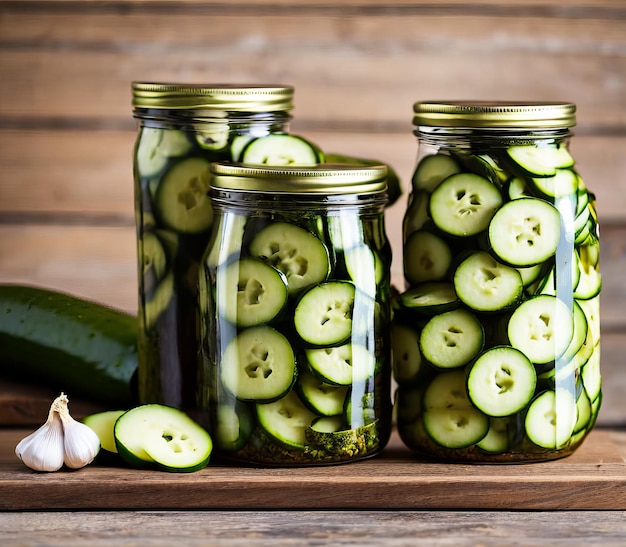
xmin=132 ymin=83 xmax=295 ymax=411
xmin=395 ymin=101 xmax=601 ymax=462
xmin=199 ymin=163 xmax=393 ymax=465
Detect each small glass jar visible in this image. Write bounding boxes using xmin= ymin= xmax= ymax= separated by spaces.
xmin=132 ymin=83 xmax=294 ymax=411
xmin=198 ymin=163 xmax=393 ymax=465
xmin=395 ymin=101 xmax=601 ymax=462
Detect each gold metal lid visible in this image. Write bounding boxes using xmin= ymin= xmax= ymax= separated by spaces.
xmin=132 ymin=82 xmax=294 ymax=112
xmin=210 ymin=163 xmax=388 ymax=195
xmin=413 ymin=101 xmax=576 ymax=128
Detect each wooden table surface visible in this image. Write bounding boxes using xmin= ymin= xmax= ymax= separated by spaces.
xmin=2 ymin=427 xmax=626 ymax=545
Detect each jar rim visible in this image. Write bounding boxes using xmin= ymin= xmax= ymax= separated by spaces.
xmin=413 ymin=101 xmax=576 ymax=128
xmin=210 ymin=162 xmax=388 ymax=195
xmin=132 ymin=82 xmax=294 ymax=112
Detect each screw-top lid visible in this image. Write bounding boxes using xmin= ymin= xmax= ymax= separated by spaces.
xmin=413 ymin=101 xmax=576 ymax=128
xmin=132 ymin=82 xmax=294 ymax=112
xmin=210 ymin=163 xmax=388 ymax=195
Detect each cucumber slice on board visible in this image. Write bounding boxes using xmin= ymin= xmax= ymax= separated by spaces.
xmin=220 ymin=326 xmax=297 ymax=403
xmin=249 ymin=222 xmax=331 ymax=294
xmin=218 ymin=257 xmax=288 ymax=327
xmin=83 ymin=410 xmax=126 ymax=453
xmin=294 ymin=282 xmax=355 ymax=346
xmin=507 ymin=295 xmax=574 ymax=365
xmin=453 ymin=251 xmax=523 ymax=312
xmin=154 ymin=157 xmax=214 ymax=234
xmin=114 ymin=404 xmax=212 ymax=472
xmin=466 ymin=346 xmax=537 ymax=417
xmin=240 ymin=134 xmax=323 ymax=165
xmin=419 ymin=308 xmax=484 ymax=369
xmin=412 ymin=153 xmax=461 ymax=192
xmin=429 ymin=173 xmax=503 ymax=237
xmin=488 ymin=197 xmax=561 ymax=267
xmin=256 ymin=390 xmax=317 ymax=449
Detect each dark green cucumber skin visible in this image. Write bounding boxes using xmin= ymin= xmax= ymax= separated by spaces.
xmin=0 ymin=284 xmax=137 ymax=407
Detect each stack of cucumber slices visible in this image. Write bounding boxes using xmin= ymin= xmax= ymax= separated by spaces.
xmin=204 ymin=209 xmax=391 ymax=464
xmin=395 ymin=142 xmax=601 ymax=460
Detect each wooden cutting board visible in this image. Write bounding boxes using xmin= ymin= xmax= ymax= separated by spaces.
xmin=2 ymin=428 xmax=625 ymax=511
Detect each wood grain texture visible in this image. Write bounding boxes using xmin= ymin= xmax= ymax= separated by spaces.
xmin=1 ymin=509 xmax=626 ymax=546
xmin=1 ymin=428 xmax=626 ymax=511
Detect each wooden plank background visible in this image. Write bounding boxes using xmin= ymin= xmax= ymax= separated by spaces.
xmin=0 ymin=0 xmax=625 ymax=425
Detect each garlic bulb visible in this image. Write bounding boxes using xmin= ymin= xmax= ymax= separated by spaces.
xmin=15 ymin=393 xmax=101 ymax=472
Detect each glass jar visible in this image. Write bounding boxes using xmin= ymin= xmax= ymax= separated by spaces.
xmin=395 ymin=101 xmax=601 ymax=462
xmin=132 ymin=83 xmax=294 ymax=411
xmin=198 ymin=163 xmax=393 ymax=465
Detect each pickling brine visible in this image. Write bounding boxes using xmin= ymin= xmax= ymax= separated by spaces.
xmin=395 ymin=102 xmax=601 ymax=462
xmin=198 ymin=163 xmax=393 ymax=465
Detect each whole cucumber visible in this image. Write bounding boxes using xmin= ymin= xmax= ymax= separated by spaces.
xmin=0 ymin=284 xmax=137 ymax=407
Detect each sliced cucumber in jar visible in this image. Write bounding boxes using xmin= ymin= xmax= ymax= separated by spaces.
xmin=256 ymin=390 xmax=317 ymax=449
xmin=531 ymin=168 xmax=578 ymax=198
xmin=220 ymin=326 xmax=296 ymax=403
xmin=249 ymin=222 xmax=331 ymax=294
xmin=305 ymin=343 xmax=375 ymax=386
xmin=488 ymin=197 xmax=561 ymax=267
xmin=218 ymin=257 xmax=288 ymax=327
xmin=476 ymin=416 xmax=517 ymax=454
xmin=419 ymin=308 xmax=484 ymax=369
xmin=507 ymin=295 xmax=574 ymax=365
xmin=391 ymin=321 xmax=423 ymax=385
xmin=398 ymin=282 xmax=459 ymax=316
xmin=135 ymin=127 xmax=192 ymax=178
xmin=240 ymin=134 xmax=323 ymax=165
xmin=412 ymin=153 xmax=461 ymax=192
xmin=140 ymin=231 xmax=169 ymax=296
xmin=506 ymin=145 xmax=574 ymax=178
xmin=524 ymin=389 xmax=577 ymax=450
xmin=195 ymin=123 xmax=229 ymax=151
xmin=403 ymin=230 xmax=453 ymax=284
xmin=466 ymin=346 xmax=537 ymax=417
xmin=453 ymin=251 xmax=523 ymax=312
xmin=298 ymin=371 xmax=349 ymax=417
xmin=154 ymin=157 xmax=214 ymax=234
xmin=213 ymin=401 xmax=253 ymax=452
xmin=294 ymin=281 xmax=355 ymax=346
xmin=429 ymin=173 xmax=503 ymax=237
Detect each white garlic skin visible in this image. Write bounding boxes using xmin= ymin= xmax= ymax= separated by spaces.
xmin=62 ymin=419 xmax=101 ymax=469
xmin=15 ymin=412 xmax=65 ymax=472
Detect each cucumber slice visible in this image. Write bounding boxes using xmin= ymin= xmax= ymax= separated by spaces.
xmin=398 ymin=282 xmax=459 ymax=316
xmin=240 ymin=134 xmax=322 ymax=165
xmin=453 ymin=251 xmax=523 ymax=312
xmin=467 ymin=346 xmax=537 ymax=417
xmin=195 ymin=124 xmax=229 ymax=151
xmin=581 ymin=343 xmax=601 ymax=402
xmin=429 ymin=173 xmax=503 ymax=237
xmin=422 ymin=370 xmax=489 ymax=449
xmin=218 ymin=257 xmax=288 ymax=327
xmin=309 ymin=415 xmax=345 ymax=434
xmin=140 ymin=231 xmax=169 ymax=297
xmin=83 ymin=410 xmax=126 ymax=453
xmin=294 ymin=281 xmax=355 ymax=346
xmin=391 ymin=321 xmax=422 ymax=385
xmin=213 ymin=401 xmax=253 ymax=452
xmin=305 ymin=343 xmax=374 ymax=385
xmin=419 ymin=308 xmax=484 ymax=369
xmin=298 ymin=371 xmax=349 ymax=416
xmin=476 ymin=416 xmax=516 ymax=454
xmin=256 ymin=390 xmax=317 ymax=449
xmin=506 ymin=176 xmax=532 ymax=200
xmin=488 ymin=197 xmax=561 ymax=267
xmin=114 ymin=404 xmax=212 ymax=472
xmin=154 ymin=157 xmax=213 ymax=234
xmin=143 ymin=272 xmax=174 ymax=328
xmin=403 ymin=190 xmax=431 ymax=239
xmin=220 ymin=326 xmax=296 ymax=403
xmin=531 ymin=168 xmax=578 ymax=198
xmin=573 ymin=246 xmax=602 ymax=300
xmin=135 ymin=127 xmax=192 ymax=178
xmin=249 ymin=222 xmax=331 ymax=294
xmin=506 ymin=145 xmax=574 ymax=178
xmin=525 ymin=389 xmax=577 ymax=449
xmin=412 ymin=153 xmax=461 ymax=192
xmin=507 ymin=295 xmax=574 ymax=365
xmin=403 ymin=230 xmax=453 ymax=284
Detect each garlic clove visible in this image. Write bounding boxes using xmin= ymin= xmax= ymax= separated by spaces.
xmin=62 ymin=419 xmax=101 ymax=469
xmin=55 ymin=394 xmax=101 ymax=469
xmin=15 ymin=401 xmax=65 ymax=472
